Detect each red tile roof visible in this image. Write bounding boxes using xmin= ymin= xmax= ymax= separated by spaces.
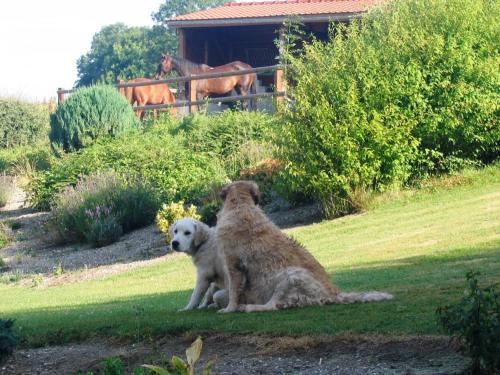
xmin=169 ymin=0 xmax=378 ymax=24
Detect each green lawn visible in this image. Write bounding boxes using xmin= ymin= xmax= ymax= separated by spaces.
xmin=1 ymin=165 xmax=499 ymax=347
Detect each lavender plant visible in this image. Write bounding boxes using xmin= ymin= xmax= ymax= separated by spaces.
xmin=49 ymin=171 xmax=158 ymax=247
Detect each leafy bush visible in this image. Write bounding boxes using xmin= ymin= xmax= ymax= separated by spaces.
xmin=102 ymin=357 xmax=125 ymax=375
xmin=156 ymin=201 xmax=200 ymax=243
xmin=278 ymin=0 xmax=500 ymax=215
xmin=437 ymin=271 xmax=500 ymax=374
xmin=239 ymin=158 xmax=283 ymax=205
xmin=199 ymin=200 xmax=221 ymax=226
xmin=49 ymin=85 xmax=139 ymax=153
xmin=0 ymin=319 xmax=18 ymax=363
xmin=175 ymin=111 xmax=277 ymax=178
xmin=0 ymin=97 xmax=50 ymax=148
xmin=0 ymin=176 xmax=15 ymax=208
xmin=0 ymin=144 xmax=54 ymax=176
xmin=49 ymin=171 xmax=158 ymax=247
xmin=29 ymin=125 xmax=228 ymax=210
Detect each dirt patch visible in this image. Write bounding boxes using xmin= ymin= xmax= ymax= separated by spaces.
xmin=0 ymin=186 xmax=170 ymax=283
xmin=1 ymin=333 xmax=467 ymax=375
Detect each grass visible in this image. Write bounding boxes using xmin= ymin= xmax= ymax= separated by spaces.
xmin=0 ymin=224 xmax=10 ymax=249
xmin=0 ymin=165 xmax=499 ymax=347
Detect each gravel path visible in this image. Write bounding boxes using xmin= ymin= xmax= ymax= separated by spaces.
xmin=2 ymin=334 xmax=467 ymax=375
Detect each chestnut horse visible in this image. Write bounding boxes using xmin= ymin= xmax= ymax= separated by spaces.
xmin=118 ymin=77 xmax=177 ymax=119
xmin=155 ymin=55 xmax=256 ymax=109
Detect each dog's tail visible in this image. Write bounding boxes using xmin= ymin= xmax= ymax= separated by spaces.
xmin=333 ymin=291 xmax=393 ymax=304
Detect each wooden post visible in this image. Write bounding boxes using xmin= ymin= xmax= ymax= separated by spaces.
xmin=274 ymin=68 xmax=285 ymax=103
xmin=189 ymin=78 xmax=197 ymax=113
xmin=57 ymin=88 xmax=65 ymax=104
xmin=178 ymin=29 xmax=186 ymax=59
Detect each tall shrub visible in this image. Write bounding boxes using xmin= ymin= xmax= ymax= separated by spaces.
xmin=50 ymin=85 xmax=139 ymax=152
xmin=176 ymin=111 xmax=277 ymax=178
xmin=278 ymin=0 xmax=500 ymax=215
xmin=0 ymin=98 xmax=49 ymax=148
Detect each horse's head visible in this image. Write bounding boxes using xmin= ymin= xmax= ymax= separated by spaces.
xmin=155 ymin=54 xmax=173 ymax=79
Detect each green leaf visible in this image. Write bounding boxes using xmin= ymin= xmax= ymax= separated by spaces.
xmin=171 ymin=355 xmax=189 ymax=372
xmin=141 ymin=364 xmax=173 ymax=375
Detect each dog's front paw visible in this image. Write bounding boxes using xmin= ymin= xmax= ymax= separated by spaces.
xmin=178 ymin=306 xmax=194 ymax=312
xmin=218 ymin=305 xmax=238 ymax=313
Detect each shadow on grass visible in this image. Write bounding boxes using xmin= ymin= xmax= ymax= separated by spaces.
xmin=10 ymin=242 xmax=500 ymax=347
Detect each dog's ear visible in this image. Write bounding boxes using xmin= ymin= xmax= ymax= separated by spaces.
xmin=193 ymin=223 xmax=209 ymax=247
xmin=219 ymin=185 xmax=229 ymax=201
xmin=249 ymin=182 xmax=261 ymax=205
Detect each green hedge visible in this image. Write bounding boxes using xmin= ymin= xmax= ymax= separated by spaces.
xmin=277 ymin=0 xmax=500 ymax=215
xmin=50 ymin=85 xmax=139 ymax=153
xmin=29 ymin=126 xmax=228 ymax=210
xmin=0 ymin=98 xmax=49 ymax=148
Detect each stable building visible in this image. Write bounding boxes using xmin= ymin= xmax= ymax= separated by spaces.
xmin=166 ymin=0 xmax=378 ymax=69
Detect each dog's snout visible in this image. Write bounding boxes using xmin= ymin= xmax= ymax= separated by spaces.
xmin=172 ymin=240 xmax=180 ymax=250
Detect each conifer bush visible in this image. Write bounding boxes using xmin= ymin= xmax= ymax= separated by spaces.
xmin=49 ymin=85 xmax=139 ymax=152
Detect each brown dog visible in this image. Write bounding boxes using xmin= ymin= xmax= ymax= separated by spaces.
xmin=216 ymin=181 xmax=393 ymax=313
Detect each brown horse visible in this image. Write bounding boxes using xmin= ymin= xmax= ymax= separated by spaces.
xmin=155 ymin=55 xmax=256 ymax=109
xmin=118 ymin=78 xmax=177 ymax=119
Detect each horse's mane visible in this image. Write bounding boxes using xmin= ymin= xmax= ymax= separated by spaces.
xmin=171 ymin=56 xmax=206 ymax=74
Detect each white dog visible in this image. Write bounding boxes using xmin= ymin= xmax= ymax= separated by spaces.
xmin=169 ymin=218 xmax=228 ymax=311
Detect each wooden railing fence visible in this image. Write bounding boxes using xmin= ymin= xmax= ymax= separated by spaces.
xmin=57 ymin=65 xmax=285 ymax=114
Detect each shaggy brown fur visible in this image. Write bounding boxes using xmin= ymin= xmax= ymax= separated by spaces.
xmin=216 ymin=181 xmax=393 ymax=313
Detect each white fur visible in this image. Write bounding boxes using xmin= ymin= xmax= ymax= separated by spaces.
xmin=334 ymin=292 xmax=394 ymax=304
xmin=169 ymin=218 xmax=228 ymax=311
xmin=170 ymin=218 xmax=197 ymax=254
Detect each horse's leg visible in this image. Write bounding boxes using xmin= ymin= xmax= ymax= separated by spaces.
xmin=224 ymin=89 xmax=237 ymax=110
xmin=135 ymin=98 xmax=143 ymax=118
xmin=239 ymin=74 xmax=256 ymax=110
xmin=196 ymin=91 xmax=206 ymax=112
xmin=237 ymin=84 xmax=249 ymax=111
xmin=136 ymin=96 xmax=145 ymax=120
xmin=249 ymin=74 xmax=257 ymax=110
